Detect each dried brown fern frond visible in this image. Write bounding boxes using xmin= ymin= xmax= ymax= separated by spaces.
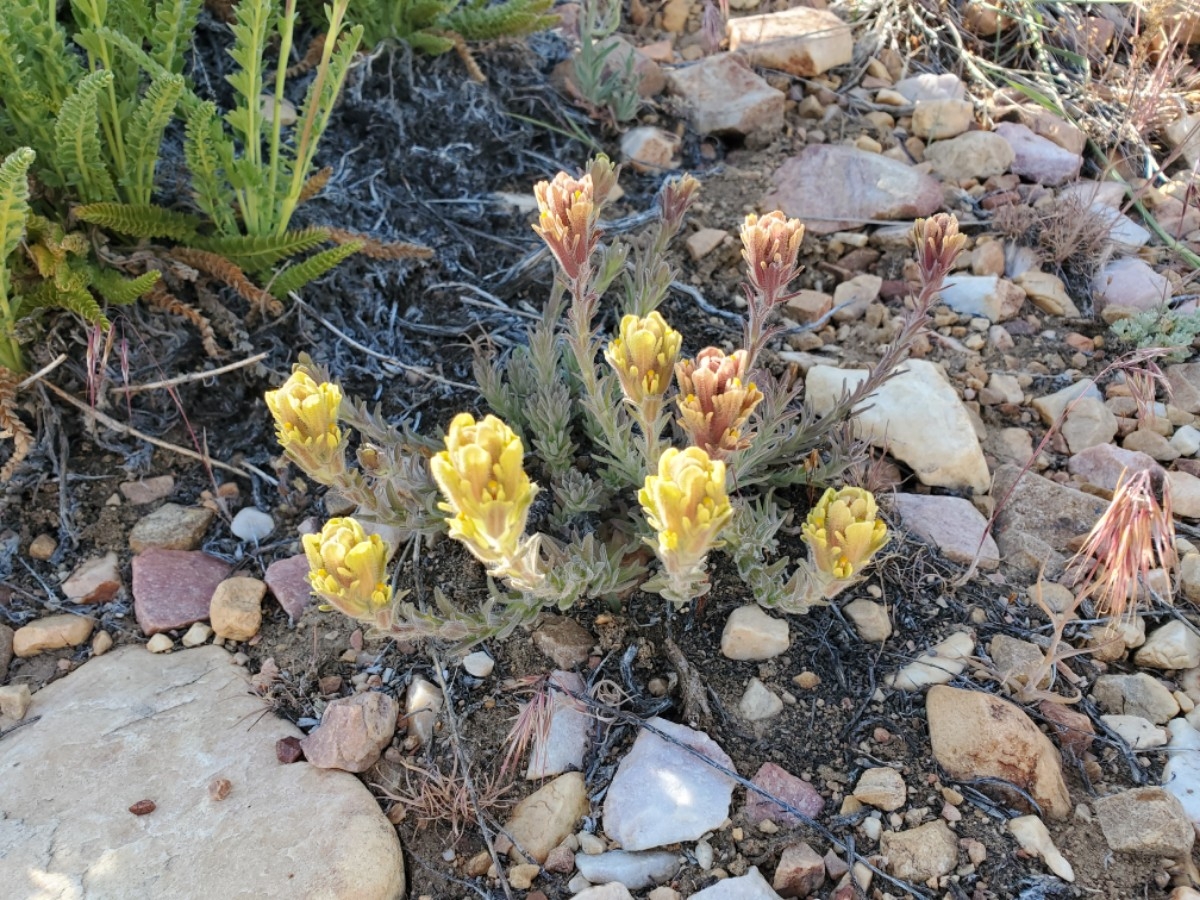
xmin=326 ymin=227 xmax=434 ymax=260
xmin=297 ymin=166 xmax=333 ymax=204
xmin=145 ymin=281 xmax=222 ymax=358
xmin=168 ymin=247 xmax=284 ymax=318
xmin=444 ymin=30 xmax=486 ymax=84
xmin=0 ymin=366 xmax=34 ymax=482
xmin=286 ymin=33 xmax=327 ymax=79
xmin=203 ymin=0 xmax=238 ymax=23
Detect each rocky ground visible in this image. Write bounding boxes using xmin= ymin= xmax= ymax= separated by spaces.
xmin=5 ymin=1 xmax=1200 ymax=899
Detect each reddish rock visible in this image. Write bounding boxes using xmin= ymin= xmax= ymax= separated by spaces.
xmin=264 ymin=554 xmax=313 ymax=621
xmin=276 ymin=736 xmax=304 ymax=763
xmin=1039 ymin=700 xmax=1094 ymax=758
xmin=1067 ymin=443 xmax=1163 ymax=492
xmin=773 ymin=842 xmax=825 ymax=898
xmin=62 ymin=551 xmax=122 ymax=604
xmin=744 ymin=762 xmax=825 ymax=825
xmin=119 ymin=475 xmax=175 ymax=505
xmin=132 ymin=549 xmax=231 ymax=636
xmin=128 ymin=799 xmax=156 ymax=816
xmin=764 ymin=145 xmax=942 ymax=236
xmin=301 ymin=691 xmax=400 ymax=773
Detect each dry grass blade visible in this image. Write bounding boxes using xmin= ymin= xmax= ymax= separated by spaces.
xmin=0 ymin=366 xmax=34 ymax=482
xmin=326 ymin=227 xmax=435 ymax=260
xmin=1070 ymin=467 xmax=1177 ymax=619
xmin=378 ymin=755 xmax=515 ymax=839
xmin=499 ymin=674 xmax=554 ymax=779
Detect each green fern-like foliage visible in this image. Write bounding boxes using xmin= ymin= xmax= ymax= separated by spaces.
xmin=0 ymin=149 xmax=36 ymax=374
xmin=75 ymin=203 xmax=203 ymax=241
xmin=192 ymin=228 xmax=335 ymax=272
xmin=269 ymin=240 xmax=364 ymax=298
xmin=443 ymin=0 xmax=558 ymax=42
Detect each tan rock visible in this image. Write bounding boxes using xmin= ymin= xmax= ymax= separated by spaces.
xmin=879 ymin=821 xmax=958 ymax=882
xmin=0 ymin=683 xmax=31 ymax=720
xmin=301 ymin=692 xmax=399 ymax=773
xmin=926 ymin=685 xmax=1071 ymax=819
xmin=1015 ymin=270 xmax=1081 ymax=318
xmin=500 ymin=771 xmax=590 ymax=863
xmin=666 ymin=53 xmax=784 ymax=137
xmin=13 ymin=614 xmax=96 ymax=658
xmin=911 ymin=99 xmax=974 ymax=140
xmin=720 ymin=605 xmax=789 ymax=660
xmin=773 ymin=842 xmax=825 ymax=897
xmin=686 ymin=227 xmax=728 ymax=261
xmin=620 ymin=126 xmax=680 ymax=174
xmin=852 ymin=766 xmax=906 ymax=811
xmin=1008 ymin=815 xmax=1074 ymax=881
xmin=209 ymin=577 xmax=266 ymax=642
xmin=726 ymin=7 xmax=853 ymax=77
xmin=28 ymin=533 xmax=57 ymax=561
xmin=61 ymin=552 xmax=122 ymax=604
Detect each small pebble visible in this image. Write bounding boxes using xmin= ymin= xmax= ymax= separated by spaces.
xmin=128 ymin=799 xmax=156 ymax=816
xmin=146 ymin=634 xmax=174 ymax=654
xmin=28 ymin=534 xmax=57 ymax=561
xmin=462 ymin=651 xmax=494 ymax=678
xmin=208 ymin=778 xmax=232 ymax=801
xmin=276 ymin=736 xmax=304 ymax=763
xmin=91 ymin=630 xmax=114 ymax=656
xmin=230 ymin=507 xmax=275 ymax=542
xmin=182 ymin=622 xmax=212 ymax=648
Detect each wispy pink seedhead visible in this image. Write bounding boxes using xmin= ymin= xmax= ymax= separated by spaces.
xmin=1071 ymin=467 xmax=1176 ymax=620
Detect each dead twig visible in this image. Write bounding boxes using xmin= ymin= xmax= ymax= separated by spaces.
xmin=110 ymin=352 xmax=268 ymax=395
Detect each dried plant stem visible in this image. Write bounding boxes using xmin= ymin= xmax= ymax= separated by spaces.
xmin=40 ymin=380 xmax=276 ymax=484
xmin=16 ymin=354 xmax=68 ymax=390
xmin=111 ymin=352 xmax=268 ymax=395
xmin=427 ymin=648 xmax=515 ymax=900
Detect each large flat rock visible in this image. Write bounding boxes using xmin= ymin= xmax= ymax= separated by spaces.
xmin=0 ymin=646 xmax=404 ymax=899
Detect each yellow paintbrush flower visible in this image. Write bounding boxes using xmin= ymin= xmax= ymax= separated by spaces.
xmin=802 ymin=487 xmax=889 ymax=582
xmin=431 ymin=413 xmax=537 ymax=568
xmin=605 ymin=311 xmax=682 ymax=408
xmin=265 ymin=369 xmax=345 ymax=476
xmin=639 ymin=446 xmax=733 ymax=605
xmin=303 ymin=517 xmax=393 ymax=620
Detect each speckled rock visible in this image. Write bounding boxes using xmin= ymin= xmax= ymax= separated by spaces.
xmin=132 ymin=549 xmax=231 ymax=636
xmin=0 ymin=646 xmax=405 ymax=899
xmin=128 ymin=503 xmax=215 ymax=552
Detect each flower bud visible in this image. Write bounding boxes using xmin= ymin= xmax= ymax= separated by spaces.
xmin=639 ymin=446 xmax=733 ymax=582
xmin=265 ymin=370 xmax=345 ymax=476
xmin=533 ymin=171 xmax=597 ymax=282
xmin=605 ymin=311 xmax=682 ymax=407
xmin=430 ymin=413 xmax=537 ymax=566
xmin=740 ymin=210 xmax=804 ymax=302
xmin=801 ymin=487 xmax=889 ymax=581
xmin=675 ymin=348 xmax=764 ymax=458
xmin=302 ymin=517 xmax=393 ymax=620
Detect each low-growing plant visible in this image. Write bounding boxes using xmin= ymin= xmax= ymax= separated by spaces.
xmin=1111 ymin=306 xmax=1200 ymax=362
xmin=567 ymin=0 xmax=640 ymax=124
xmin=267 ymin=157 xmax=964 ymax=649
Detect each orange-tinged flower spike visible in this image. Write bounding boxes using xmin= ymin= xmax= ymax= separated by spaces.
xmin=532 ymin=171 xmax=597 ymax=282
xmin=740 ymin=210 xmax=804 ymax=302
xmin=265 ymin=369 xmax=345 ymax=476
xmin=802 ymin=487 xmax=889 ymax=581
xmin=605 ymin=311 xmax=682 ymax=407
xmin=303 ymin=517 xmax=393 ymax=621
xmin=675 ymin=347 xmax=764 ymax=459
xmin=639 ymin=446 xmax=733 ymax=605
xmin=430 ymin=413 xmax=537 ymax=567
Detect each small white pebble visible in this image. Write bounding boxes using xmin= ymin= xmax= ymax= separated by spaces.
xmin=146 ymin=634 xmax=174 ymax=653
xmin=182 ymin=622 xmax=213 ymax=648
xmin=230 ymin=507 xmax=275 ymax=542
xmin=462 ymin=651 xmax=494 ymax=678
xmin=694 ymin=839 xmax=714 ymax=870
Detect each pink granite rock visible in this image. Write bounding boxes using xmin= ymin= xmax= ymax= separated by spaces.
xmin=744 ymin=762 xmax=825 ymax=825
xmin=264 ymin=554 xmax=314 ymax=621
xmin=764 ymin=145 xmax=942 ymax=236
xmin=1068 ymin=443 xmax=1163 ymax=492
xmin=132 ymin=548 xmax=230 ymax=635
xmin=994 ymin=122 xmax=1082 ymax=186
xmin=300 ymin=691 xmax=399 ymax=773
xmin=62 ymin=551 xmax=122 ymax=604
xmin=891 ymin=493 xmax=1000 ymax=570
xmin=666 ymin=53 xmax=784 ymax=137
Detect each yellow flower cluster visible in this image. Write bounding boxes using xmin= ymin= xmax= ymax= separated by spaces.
xmin=265 ymin=369 xmax=345 ymax=476
xmin=430 ymin=413 xmax=537 ymax=568
xmin=605 ymin=311 xmax=681 ymax=408
xmin=302 ymin=517 xmax=392 ymax=621
xmin=802 ymin=487 xmax=889 ymax=581
xmin=639 ymin=446 xmax=732 ymax=592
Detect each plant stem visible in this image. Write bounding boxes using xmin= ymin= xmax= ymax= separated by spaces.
xmin=266 ymin=0 xmax=297 ymax=227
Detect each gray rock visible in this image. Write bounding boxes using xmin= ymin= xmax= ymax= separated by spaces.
xmin=1135 ymin=620 xmax=1200 ymax=670
xmin=740 ymin=678 xmax=783 ymax=722
xmin=603 ymin=718 xmax=736 ymax=851
xmin=1062 ymin=397 xmax=1119 ymax=453
xmin=1092 ymin=258 xmax=1172 ymax=314
xmin=691 ymin=867 xmax=782 ymax=899
xmin=991 ymin=465 xmax=1108 ymax=557
xmin=994 ymin=122 xmax=1082 ymax=185
xmin=1095 ymin=788 xmax=1195 ymax=855
xmin=574 ymin=850 xmax=680 ymax=890
xmin=1167 ymin=364 xmax=1200 ymax=415
xmin=230 ymin=507 xmax=275 ymax=542
xmin=844 ymin=598 xmax=892 ymax=643
xmin=528 ymin=671 xmax=592 ymax=779
xmin=720 ymin=605 xmax=789 ymax=660
xmin=0 ymin=646 xmax=404 ymax=899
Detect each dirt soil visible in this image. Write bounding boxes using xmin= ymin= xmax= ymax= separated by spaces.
xmin=0 ymin=7 xmax=1194 ymax=900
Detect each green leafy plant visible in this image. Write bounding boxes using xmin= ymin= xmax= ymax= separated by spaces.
xmin=317 ymin=0 xmax=557 ymax=57
xmin=566 ymin=0 xmax=640 ymax=124
xmin=267 ymin=159 xmax=965 ymax=650
xmin=1111 ymin=306 xmax=1200 ymax=362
